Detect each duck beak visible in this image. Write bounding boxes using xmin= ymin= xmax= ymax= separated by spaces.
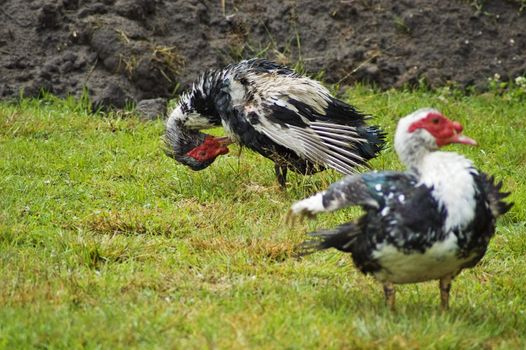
xmin=451 ymin=121 xmax=477 ymax=145
xmin=212 ymin=136 xmax=232 ymax=155
xmin=213 ymin=136 xmax=234 ymax=147
xmin=438 ymin=121 xmax=477 ymax=146
xmin=450 ymin=133 xmax=477 ymax=146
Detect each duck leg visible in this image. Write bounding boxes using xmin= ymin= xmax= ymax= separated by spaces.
xmin=439 ymin=275 xmax=453 ymax=311
xmin=275 ymin=164 xmax=288 ymax=188
xmin=383 ymin=282 xmax=396 ymax=311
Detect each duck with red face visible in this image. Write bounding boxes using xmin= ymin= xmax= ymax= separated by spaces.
xmin=289 ymin=108 xmax=512 ymax=311
xmin=406 ymin=111 xmax=477 ymax=147
xmin=164 ymin=123 xmax=232 ymax=171
xmin=186 ymin=136 xmax=231 ymax=166
xmin=164 ymin=58 xmax=385 ymax=187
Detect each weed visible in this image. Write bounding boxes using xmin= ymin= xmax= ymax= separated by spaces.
xmin=118 ymin=53 xmax=139 ymax=78
xmin=393 ymin=16 xmax=411 ymax=34
xmin=151 ymin=45 xmax=185 ymax=81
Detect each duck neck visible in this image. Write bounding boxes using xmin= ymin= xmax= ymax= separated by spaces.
xmin=395 ymin=136 xmax=434 ymax=175
xmin=165 ymin=118 xmax=207 ymax=157
xmin=183 ymin=69 xmax=227 ymax=120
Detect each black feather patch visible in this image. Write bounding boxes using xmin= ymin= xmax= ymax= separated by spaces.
xmin=355 ymin=125 xmax=386 ymax=160
xmin=297 ymin=222 xmax=361 ymax=256
xmin=479 ymin=173 xmax=514 ymax=217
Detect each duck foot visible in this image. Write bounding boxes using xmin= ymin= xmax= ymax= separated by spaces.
xmin=439 ymin=275 xmax=452 ymax=311
xmin=275 ymin=164 xmax=288 ymax=189
xmin=383 ymin=282 xmax=396 ymax=311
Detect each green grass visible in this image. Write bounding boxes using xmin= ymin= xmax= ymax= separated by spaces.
xmin=0 ymin=87 xmax=525 ymax=349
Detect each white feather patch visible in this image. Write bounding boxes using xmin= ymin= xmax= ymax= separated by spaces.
xmin=418 ymin=152 xmax=477 ymax=231
xmin=183 ymin=112 xmax=216 ymax=128
xmin=372 ymin=233 xmax=474 ymax=283
xmin=229 ymin=78 xmax=246 ymax=106
xmin=228 ymin=67 xmax=369 ymax=174
xmin=290 ymin=191 xmax=327 ymax=215
xmin=245 ymin=72 xmax=331 ymax=116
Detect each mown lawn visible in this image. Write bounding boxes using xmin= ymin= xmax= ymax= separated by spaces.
xmin=0 ymin=86 xmax=525 ymax=349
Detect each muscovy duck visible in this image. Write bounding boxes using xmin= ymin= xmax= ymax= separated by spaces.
xmin=288 ymin=108 xmax=512 ymax=310
xmin=164 ymin=58 xmax=385 ymax=187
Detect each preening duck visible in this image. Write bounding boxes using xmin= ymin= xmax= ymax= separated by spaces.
xmin=165 ymin=58 xmax=385 ymax=187
xmin=289 ymin=108 xmax=512 ymax=310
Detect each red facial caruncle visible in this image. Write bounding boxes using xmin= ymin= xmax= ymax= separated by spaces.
xmin=187 ymin=136 xmax=231 ymax=162
xmin=408 ymin=112 xmax=477 ymax=147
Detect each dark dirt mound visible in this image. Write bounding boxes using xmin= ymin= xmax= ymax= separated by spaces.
xmin=1 ymin=0 xmax=525 ymax=110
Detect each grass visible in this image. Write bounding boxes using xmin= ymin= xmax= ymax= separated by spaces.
xmin=0 ymin=86 xmax=525 ymax=349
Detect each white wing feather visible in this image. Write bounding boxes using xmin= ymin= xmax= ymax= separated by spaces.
xmin=228 ymin=72 xmax=369 ymax=174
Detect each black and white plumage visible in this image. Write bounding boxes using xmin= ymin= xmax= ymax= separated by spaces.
xmin=165 ymin=58 xmax=385 ymax=187
xmin=289 ymin=108 xmax=512 ymax=310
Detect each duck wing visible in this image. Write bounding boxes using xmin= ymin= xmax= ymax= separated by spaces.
xmin=219 ymin=61 xmax=384 ymax=174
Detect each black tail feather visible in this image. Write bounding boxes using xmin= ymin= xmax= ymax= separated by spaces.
xmin=296 ymin=222 xmax=360 ymax=256
xmin=356 ymin=125 xmax=386 ymax=161
xmin=481 ymin=174 xmax=513 ymax=217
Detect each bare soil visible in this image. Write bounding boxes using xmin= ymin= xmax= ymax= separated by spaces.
xmin=1 ymin=0 xmax=525 ymax=109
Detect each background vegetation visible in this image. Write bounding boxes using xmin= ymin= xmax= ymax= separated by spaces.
xmin=0 ymin=84 xmax=524 ymax=348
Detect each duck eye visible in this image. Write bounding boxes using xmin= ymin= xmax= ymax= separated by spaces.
xmin=431 ymin=118 xmax=439 ymax=124
xmin=198 ymin=150 xmax=207 ymax=158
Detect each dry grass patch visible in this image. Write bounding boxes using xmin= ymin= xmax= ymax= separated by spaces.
xmin=80 ymin=208 xmax=180 ymax=236
xmin=188 ymin=235 xmax=297 ymax=263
